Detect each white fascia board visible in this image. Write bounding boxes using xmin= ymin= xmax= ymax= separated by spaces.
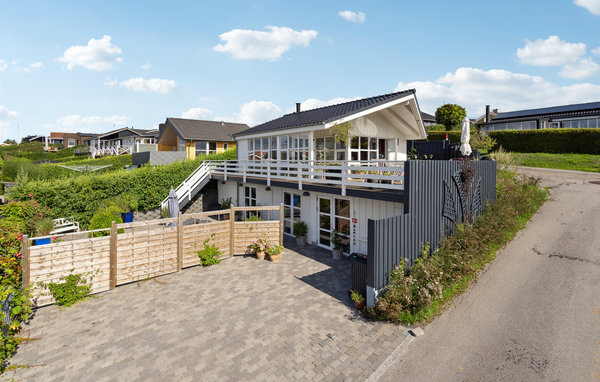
xmin=234 ymin=124 xmax=325 ymax=141
xmin=323 ymin=94 xmax=415 ymax=128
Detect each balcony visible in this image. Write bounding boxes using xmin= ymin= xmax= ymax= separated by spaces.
xmin=210 ymin=160 xmax=405 ymax=202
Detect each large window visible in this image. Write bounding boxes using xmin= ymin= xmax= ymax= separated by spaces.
xmin=195 ymin=141 xmax=207 ymax=156
xmin=248 ymin=134 xmax=309 ymax=161
xmin=67 ymin=139 xmax=76 ymax=147
xmin=318 ymin=197 xmax=351 ymax=253
xmin=208 ymin=142 xmax=217 ymax=154
xmin=315 ymin=137 xmax=345 ymax=162
xmin=350 ymin=136 xmax=380 ymax=161
xmin=179 ymin=139 xmax=186 ymax=152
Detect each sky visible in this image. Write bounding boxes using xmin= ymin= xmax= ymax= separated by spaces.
xmin=1 ymin=0 xmax=600 ymax=142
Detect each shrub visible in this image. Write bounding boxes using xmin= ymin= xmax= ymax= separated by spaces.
xmin=88 ymin=206 xmax=124 ymax=237
xmin=426 ymin=131 xmax=462 ymax=143
xmin=41 ymin=272 xmax=93 ymax=307
xmin=425 ymin=124 xmax=446 ymax=132
xmin=488 ymin=128 xmax=600 ymax=154
xmin=34 ymin=217 xmax=55 ymax=236
xmin=7 ymin=149 xmax=237 ymax=228
xmin=197 ymin=236 xmax=222 ymax=266
xmin=367 ymin=170 xmax=548 ymax=324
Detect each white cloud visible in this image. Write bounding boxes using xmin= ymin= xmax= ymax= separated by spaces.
xmin=57 ymin=35 xmax=123 ymax=71
xmin=235 ymin=101 xmax=281 ymax=125
xmin=0 ymin=59 xmax=8 ymax=71
xmin=559 ymin=57 xmax=600 ymax=79
xmin=103 ymin=77 xmax=118 ymax=87
xmin=0 ymin=105 xmax=19 ymax=119
xmin=517 ymin=35 xmax=586 ymax=66
xmin=141 ymin=62 xmax=151 ymax=70
xmin=338 ymin=10 xmax=366 ymax=23
xmin=181 ymin=107 xmax=213 ymax=120
xmin=16 ymin=61 xmax=44 ymax=73
xmin=592 ymin=46 xmax=600 ymax=55
xmin=57 ymin=114 xmax=129 ymax=127
xmin=119 ymin=77 xmax=177 ymax=94
xmin=574 ymin=0 xmax=600 ymax=15
xmin=394 ymin=67 xmax=600 ymax=116
xmin=213 ymin=26 xmax=318 ymax=61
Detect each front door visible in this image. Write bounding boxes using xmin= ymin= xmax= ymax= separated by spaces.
xmin=318 ymin=196 xmax=351 ymax=253
xmin=283 ymin=192 xmax=301 ymax=236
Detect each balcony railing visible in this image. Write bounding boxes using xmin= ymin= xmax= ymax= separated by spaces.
xmin=209 ymin=160 xmax=405 ymax=194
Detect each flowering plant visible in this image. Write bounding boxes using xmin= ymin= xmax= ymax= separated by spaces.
xmin=250 ymin=235 xmax=270 ymax=253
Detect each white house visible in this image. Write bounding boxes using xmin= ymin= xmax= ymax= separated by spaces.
xmin=210 ymin=89 xmax=427 ymax=255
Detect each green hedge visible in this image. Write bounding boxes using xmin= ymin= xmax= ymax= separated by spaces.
xmin=7 ymin=149 xmax=236 ymax=227
xmin=488 ymin=128 xmax=600 ymax=154
xmin=426 ymin=131 xmax=462 ymax=143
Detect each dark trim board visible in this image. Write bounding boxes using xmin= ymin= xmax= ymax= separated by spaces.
xmin=211 ymin=174 xmax=404 ymax=203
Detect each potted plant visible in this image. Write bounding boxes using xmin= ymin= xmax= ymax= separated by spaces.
xmin=293 ymin=221 xmax=308 ymax=247
xmin=34 ymin=217 xmax=55 ymax=245
xmin=350 ymin=290 xmax=365 ymax=311
xmin=250 ymin=235 xmax=269 ymax=260
xmin=266 ymin=244 xmax=283 ymax=262
xmin=331 ymin=230 xmax=343 ymax=260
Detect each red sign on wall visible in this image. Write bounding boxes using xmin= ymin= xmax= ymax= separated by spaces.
xmin=351 ymin=218 xmax=357 ymax=224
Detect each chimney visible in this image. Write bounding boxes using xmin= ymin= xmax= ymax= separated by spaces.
xmin=485 ymin=105 xmax=490 ymax=123
xmin=221 ymin=121 xmax=225 ymax=126
xmin=296 ymin=103 xmax=301 ymax=113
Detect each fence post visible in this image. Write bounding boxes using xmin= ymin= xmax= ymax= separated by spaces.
xmin=21 ymin=235 xmax=30 ymax=293
xmin=109 ymin=221 xmax=117 ymax=290
xmin=177 ymin=211 xmax=183 ymax=271
xmin=279 ymin=203 xmax=284 ymax=245
xmin=229 ymin=205 xmax=235 ymax=257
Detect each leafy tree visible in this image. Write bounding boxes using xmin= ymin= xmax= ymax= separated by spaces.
xmin=435 ymin=104 xmax=467 ymax=131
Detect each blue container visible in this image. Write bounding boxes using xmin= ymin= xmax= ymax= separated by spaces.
xmin=35 ymin=238 xmax=51 ymax=246
xmin=122 ymin=212 xmax=134 ymax=223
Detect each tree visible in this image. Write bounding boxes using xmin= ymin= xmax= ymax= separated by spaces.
xmin=435 ymin=104 xmax=467 ymax=131
xmin=3 ymin=139 xmax=16 ymax=145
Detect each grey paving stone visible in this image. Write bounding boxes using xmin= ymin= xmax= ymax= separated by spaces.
xmin=8 ymin=240 xmax=408 ymax=381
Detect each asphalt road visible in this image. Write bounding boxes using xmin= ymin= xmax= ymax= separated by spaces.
xmin=380 ymin=167 xmax=600 ymax=382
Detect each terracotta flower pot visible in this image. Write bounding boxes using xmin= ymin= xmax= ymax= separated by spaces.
xmin=354 ymin=300 xmax=365 ymax=311
xmin=268 ymin=253 xmax=281 ymax=262
xmin=256 ymin=251 xmax=266 ymax=260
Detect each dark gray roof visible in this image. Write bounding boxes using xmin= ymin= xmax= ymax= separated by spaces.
xmin=235 ymin=89 xmax=416 ymax=137
xmin=489 ymin=101 xmax=600 ymax=122
xmin=420 ymin=111 xmax=435 ymax=122
xmin=163 ymin=118 xmax=249 ymax=142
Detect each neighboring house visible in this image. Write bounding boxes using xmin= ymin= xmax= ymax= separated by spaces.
xmin=473 ymin=106 xmax=499 ymax=124
xmin=156 ymin=118 xmax=249 ymax=160
xmin=93 ymin=127 xmax=158 ymax=155
xmin=480 ymin=101 xmax=600 ymax=132
xmin=210 ymin=89 xmax=427 ymax=255
xmin=420 ymin=111 xmax=437 ymax=126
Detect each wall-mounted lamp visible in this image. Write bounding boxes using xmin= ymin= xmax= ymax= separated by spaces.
xmin=237 ymin=182 xmax=243 ymax=187
xmin=302 ymin=191 xmax=310 ymax=197
xmin=265 ymin=186 xmax=271 ymax=191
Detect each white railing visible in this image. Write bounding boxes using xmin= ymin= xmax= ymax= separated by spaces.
xmin=90 ymin=145 xmax=133 ymax=158
xmin=209 ymin=160 xmax=404 ymax=194
xmin=50 ymin=217 xmax=80 ymax=234
xmin=161 ymin=161 xmax=212 ymax=209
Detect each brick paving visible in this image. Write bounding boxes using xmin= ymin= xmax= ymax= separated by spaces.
xmin=8 ymin=239 xmax=409 ymax=381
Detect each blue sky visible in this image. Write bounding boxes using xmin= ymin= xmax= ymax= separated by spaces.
xmin=1 ymin=0 xmax=600 ymax=141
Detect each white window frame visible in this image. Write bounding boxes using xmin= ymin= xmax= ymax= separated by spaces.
xmin=283 ymin=192 xmax=301 ymax=236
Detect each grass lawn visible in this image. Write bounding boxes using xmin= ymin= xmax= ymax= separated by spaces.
xmin=512 ymin=152 xmax=600 ymax=173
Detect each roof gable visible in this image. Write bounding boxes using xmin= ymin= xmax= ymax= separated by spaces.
xmin=235 ymin=89 xmax=416 ymax=137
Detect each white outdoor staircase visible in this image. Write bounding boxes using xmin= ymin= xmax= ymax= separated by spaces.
xmin=161 ymin=161 xmax=212 ymax=211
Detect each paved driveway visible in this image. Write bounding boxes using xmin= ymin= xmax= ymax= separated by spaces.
xmin=9 ymin=240 xmax=409 ymax=381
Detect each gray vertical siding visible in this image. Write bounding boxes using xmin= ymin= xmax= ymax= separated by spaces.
xmin=367 ymin=160 xmax=497 ymax=291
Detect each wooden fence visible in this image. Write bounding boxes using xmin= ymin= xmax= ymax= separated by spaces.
xmin=22 ymin=205 xmax=283 ymax=306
